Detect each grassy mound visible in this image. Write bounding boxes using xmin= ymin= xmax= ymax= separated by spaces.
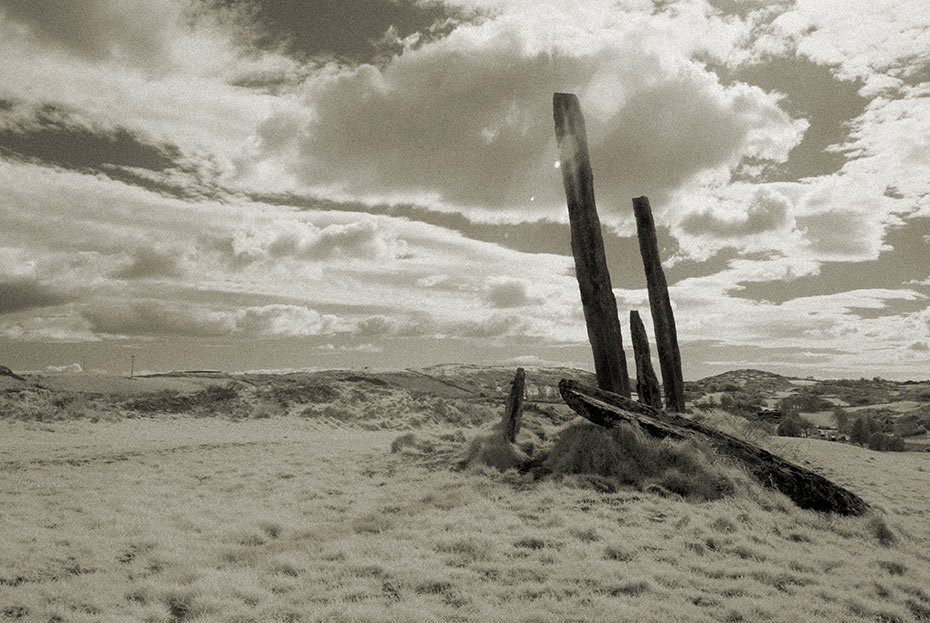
xmin=544 ymin=422 xmax=738 ymax=501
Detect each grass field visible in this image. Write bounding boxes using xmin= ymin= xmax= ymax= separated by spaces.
xmin=3 ymin=408 xmax=930 ymax=623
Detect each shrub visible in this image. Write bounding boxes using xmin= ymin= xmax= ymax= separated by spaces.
xmin=779 ymin=392 xmax=833 ymax=416
xmin=262 ymin=382 xmax=338 ymax=406
xmin=833 ymin=407 xmax=850 ymax=431
xmin=776 ymin=417 xmax=803 ymax=437
xmin=894 ymin=415 xmax=925 ymax=437
xmin=200 ymin=383 xmax=240 ymax=403
xmin=776 ymin=414 xmax=815 ymax=437
xmin=716 ymin=392 xmax=764 ymax=417
xmin=868 ymin=432 xmax=905 ymax=452
xmin=850 ymin=415 xmax=878 ymax=445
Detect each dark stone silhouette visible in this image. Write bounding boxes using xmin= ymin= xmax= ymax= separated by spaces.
xmin=553 ymin=92 xmax=630 ymax=397
xmin=633 ymin=196 xmax=684 ymax=411
xmin=630 ymin=311 xmax=663 ymax=410
xmin=501 ymin=367 xmax=526 ymax=443
xmin=559 ymin=379 xmax=869 ymax=516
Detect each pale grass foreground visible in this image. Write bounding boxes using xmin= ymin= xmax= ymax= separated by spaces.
xmin=2 ymin=417 xmax=930 ymax=623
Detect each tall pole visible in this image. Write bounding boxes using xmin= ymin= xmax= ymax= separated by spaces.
xmin=632 ymin=196 xmax=684 ymax=411
xmin=130 ymin=355 xmax=135 ymax=379
xmin=553 ymin=92 xmax=630 ymax=397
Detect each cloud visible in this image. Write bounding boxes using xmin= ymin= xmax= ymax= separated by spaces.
xmin=316 ymin=342 xmax=383 ymax=354
xmin=0 ymin=279 xmax=70 ymax=314
xmin=214 ymin=0 xmax=464 ymax=63
xmin=757 ymin=0 xmax=930 ymax=94
xmin=0 ymin=158 xmax=581 ymax=349
xmin=83 ymin=299 xmax=235 ymax=338
xmin=908 ymin=341 xmax=929 ymax=352
xmin=485 ymin=277 xmax=538 ymax=308
xmin=249 ymin=1 xmax=804 ymax=222
xmin=0 ymin=102 xmax=182 ymax=172
xmin=2 ymin=0 xmax=927 ymax=380
xmin=267 ymin=219 xmax=410 ymax=261
xmin=0 ymin=0 xmax=302 ymax=179
xmin=82 ymin=299 xmax=342 ymax=339
xmin=680 ymin=188 xmax=792 ymax=238
xmin=0 ymin=311 xmax=99 ymax=342
xmin=669 ymin=171 xmax=905 ymax=265
xmin=236 ymin=304 xmax=339 ymax=337
xmin=833 ymin=84 xmax=930 ymax=217
xmin=112 ymin=247 xmax=184 ymax=280
xmin=0 ymin=0 xmax=182 ymax=70
xmin=46 ymin=362 xmax=83 ymax=374
xmin=795 ymin=209 xmax=888 ymax=260
xmin=455 ymin=313 xmax=532 ymax=339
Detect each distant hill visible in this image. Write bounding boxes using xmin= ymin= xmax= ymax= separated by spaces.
xmin=691 ymin=368 xmax=797 ymax=392
xmin=2 ymin=364 xmax=929 ymax=450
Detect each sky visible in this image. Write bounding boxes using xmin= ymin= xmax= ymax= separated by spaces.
xmin=0 ymin=0 xmax=928 ymax=381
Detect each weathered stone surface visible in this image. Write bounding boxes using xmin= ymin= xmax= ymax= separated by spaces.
xmin=632 ymin=196 xmax=684 ymax=412
xmin=559 ymin=379 xmax=869 ymax=516
xmin=501 ymin=367 xmax=526 ymax=443
xmin=553 ymin=92 xmax=630 ymax=397
xmin=630 ymin=311 xmax=663 ymax=410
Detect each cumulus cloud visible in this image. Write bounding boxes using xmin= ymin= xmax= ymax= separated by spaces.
xmin=237 ymin=304 xmax=339 ymax=337
xmin=247 ymin=1 xmax=804 ymax=222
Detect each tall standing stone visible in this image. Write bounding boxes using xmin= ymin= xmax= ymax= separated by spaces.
xmin=553 ymin=92 xmax=630 ymax=397
xmin=630 ymin=310 xmax=663 ymax=410
xmin=501 ymin=367 xmax=526 ymax=443
xmin=633 ymin=196 xmax=685 ymax=412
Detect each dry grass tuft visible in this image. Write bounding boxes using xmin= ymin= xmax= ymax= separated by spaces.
xmin=691 ymin=408 xmax=772 ymax=445
xmin=544 ymin=422 xmax=738 ymax=501
xmin=390 ymin=432 xmax=434 ymax=454
xmin=463 ymin=425 xmax=530 ymax=471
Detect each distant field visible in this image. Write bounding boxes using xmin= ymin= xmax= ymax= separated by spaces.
xmin=3 ymin=411 xmax=930 ymax=622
